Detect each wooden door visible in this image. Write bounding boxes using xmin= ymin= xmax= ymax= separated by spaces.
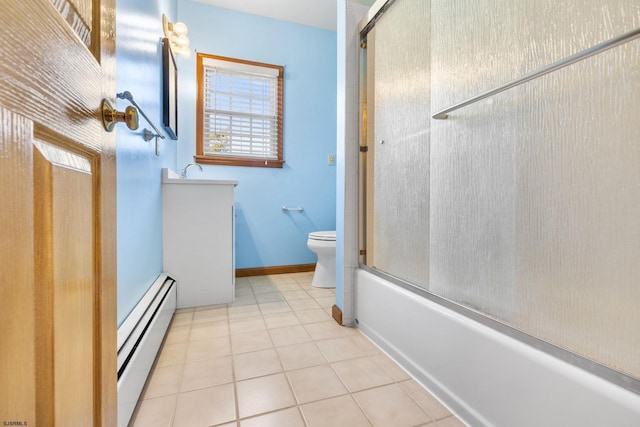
xmin=0 ymin=0 xmax=116 ymax=425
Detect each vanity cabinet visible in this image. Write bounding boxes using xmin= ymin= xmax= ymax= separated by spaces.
xmin=161 ymin=168 xmax=238 ymax=308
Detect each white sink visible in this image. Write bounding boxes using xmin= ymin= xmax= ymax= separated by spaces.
xmin=161 ymin=168 xmax=238 ymax=186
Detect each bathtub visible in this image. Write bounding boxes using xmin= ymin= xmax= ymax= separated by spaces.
xmin=355 ymin=269 xmax=640 ymax=426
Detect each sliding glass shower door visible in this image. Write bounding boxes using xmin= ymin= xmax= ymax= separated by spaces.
xmin=360 ymin=0 xmax=640 ymax=384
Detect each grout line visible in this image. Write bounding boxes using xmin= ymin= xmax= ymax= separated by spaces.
xmin=132 ymin=274 xmax=465 ymax=426
xmin=229 ymin=322 xmax=241 ymax=426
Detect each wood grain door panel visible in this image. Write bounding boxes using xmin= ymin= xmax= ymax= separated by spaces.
xmin=34 ymin=139 xmax=96 ymax=425
xmin=0 ymin=0 xmax=116 ymax=424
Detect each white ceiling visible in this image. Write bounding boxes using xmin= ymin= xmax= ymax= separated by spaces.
xmin=193 ymin=0 xmax=376 ymax=31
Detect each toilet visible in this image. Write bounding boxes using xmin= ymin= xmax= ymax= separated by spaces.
xmin=306 ymin=231 xmax=336 ymax=288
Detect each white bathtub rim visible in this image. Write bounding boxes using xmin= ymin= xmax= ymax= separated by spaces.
xmin=355 ymin=269 xmax=640 ymax=426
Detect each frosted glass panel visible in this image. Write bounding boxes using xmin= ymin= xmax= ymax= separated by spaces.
xmin=366 ymin=0 xmax=640 ymax=380
xmin=371 ymin=0 xmax=430 ymax=286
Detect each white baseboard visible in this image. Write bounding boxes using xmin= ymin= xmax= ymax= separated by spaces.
xmin=117 ymin=275 xmax=176 ymax=427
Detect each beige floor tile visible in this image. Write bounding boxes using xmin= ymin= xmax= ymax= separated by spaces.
xmin=300 ymin=395 xmax=372 ymax=427
xmin=167 ymin=321 xmax=187 ymax=332
xmin=288 ymin=298 xmax=322 ymax=311
xmin=314 ymin=296 xmax=336 ymax=308
xmin=248 ymin=275 xmax=278 ymax=285
xmin=235 ymin=286 xmax=254 ymax=296
xmin=353 ymin=384 xmax=431 ymax=427
xmin=235 ymin=277 xmax=251 ymax=286
xmin=130 ymin=394 xmax=177 ymax=427
xmin=175 ymin=307 xmax=195 ymax=314
xmin=231 ymin=330 xmax=273 ymax=354
xmin=276 ymin=342 xmax=327 ymax=371
xmin=233 ymin=348 xmax=282 ymax=380
xmin=143 ymin=364 xmax=183 ymax=399
xmin=281 ymin=290 xmax=312 ymax=301
xmin=303 ymin=320 xmax=354 ymax=341
xmin=268 ymin=325 xmax=312 ymax=347
xmin=173 ymin=383 xmax=236 ymax=427
xmin=229 ymin=295 xmax=258 ymax=306
xmin=229 ymin=316 xmax=267 ymax=335
xmin=195 ymin=304 xmax=226 ymax=311
xmin=164 ymin=325 xmax=191 ymax=345
xmin=306 ymin=288 xmax=336 ymax=299
xmin=259 ymin=301 xmax=292 ymax=315
xmin=240 ymin=407 xmax=305 ymax=427
xmin=228 ymin=304 xmax=262 ymax=319
xmin=155 ymin=342 xmax=188 ymax=368
xmin=263 ymin=312 xmax=301 ymax=329
xmin=332 ymin=356 xmax=394 ymax=392
xmin=235 ymin=280 xmax=251 ymax=288
xmin=255 ymin=292 xmax=285 ymax=303
xmin=371 ymin=353 xmax=411 ymax=381
xmin=294 ymin=308 xmax=332 ymax=324
xmin=399 ymin=380 xmax=453 ymax=420
xmin=436 ymin=416 xmax=467 ymax=427
xmin=189 ymin=319 xmax=229 ymax=340
xmin=251 ymin=284 xmax=280 ymax=294
xmin=273 ymin=273 xmax=297 ymax=284
xmin=180 ymin=356 xmax=233 ymax=392
xmin=171 ymin=311 xmax=194 ymax=327
xmin=286 ymin=364 xmax=348 ymax=404
xmin=236 ymin=373 xmax=296 ymax=418
xmin=297 ymin=281 xmax=315 ymax=289
xmin=192 ymin=306 xmax=228 ymax=324
xmin=316 ymin=335 xmax=380 ymax=362
xmin=250 ymin=273 xmax=296 ymax=285
xmin=186 ymin=336 xmax=231 ymax=362
xmin=132 ymin=274 xmax=460 ymax=427
xmin=275 ymin=283 xmax=304 ymax=292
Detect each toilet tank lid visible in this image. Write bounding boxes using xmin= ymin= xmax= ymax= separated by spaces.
xmin=309 ymin=230 xmax=336 ymax=241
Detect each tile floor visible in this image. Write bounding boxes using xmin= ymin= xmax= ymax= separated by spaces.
xmin=129 ymin=272 xmax=466 ymax=427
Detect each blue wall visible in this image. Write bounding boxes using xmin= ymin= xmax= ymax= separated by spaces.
xmin=176 ymin=1 xmax=337 ymax=269
xmin=116 ymin=0 xmax=178 ymax=325
xmin=115 ymin=0 xmax=337 ymax=324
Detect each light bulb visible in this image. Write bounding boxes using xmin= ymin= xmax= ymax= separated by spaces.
xmin=176 ymin=35 xmax=190 ymax=49
xmin=179 ymin=47 xmax=192 ymax=59
xmin=173 ymin=22 xmax=188 ymax=36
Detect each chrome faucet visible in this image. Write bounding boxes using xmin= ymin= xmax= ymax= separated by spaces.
xmin=180 ymin=162 xmax=203 ymax=178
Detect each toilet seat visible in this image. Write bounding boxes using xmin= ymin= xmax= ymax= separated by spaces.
xmin=308 ymin=231 xmax=336 ymax=241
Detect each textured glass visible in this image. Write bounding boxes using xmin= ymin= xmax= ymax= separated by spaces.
xmin=371 ymin=0 xmax=430 ymax=286
xmin=368 ymin=0 xmax=640 ymax=379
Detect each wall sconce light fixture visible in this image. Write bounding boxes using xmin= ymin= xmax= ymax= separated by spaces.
xmin=162 ymin=14 xmax=191 ymax=58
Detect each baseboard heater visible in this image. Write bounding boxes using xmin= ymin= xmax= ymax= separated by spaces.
xmin=117 ymin=274 xmax=177 ymax=427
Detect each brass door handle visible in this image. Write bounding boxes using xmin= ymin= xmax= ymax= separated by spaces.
xmin=101 ymin=98 xmax=139 ymax=132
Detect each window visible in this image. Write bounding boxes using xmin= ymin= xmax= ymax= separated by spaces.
xmin=196 ymin=53 xmax=284 ymax=168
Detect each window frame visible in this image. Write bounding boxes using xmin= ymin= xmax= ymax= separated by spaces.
xmin=195 ymin=53 xmax=284 ymax=168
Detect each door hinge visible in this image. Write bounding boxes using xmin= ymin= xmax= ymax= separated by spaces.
xmin=359 ymin=249 xmax=366 ymax=255
xmin=359 ymin=146 xmax=368 ymax=152
xmin=360 ymin=42 xmax=367 ymax=49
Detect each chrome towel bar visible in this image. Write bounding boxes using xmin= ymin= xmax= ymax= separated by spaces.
xmin=432 ymin=26 xmax=640 ymax=120
xmin=282 ymin=206 xmax=304 ymax=212
xmin=117 ymin=91 xmax=166 ymax=155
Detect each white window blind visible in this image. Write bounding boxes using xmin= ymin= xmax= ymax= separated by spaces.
xmin=202 ymin=59 xmax=280 ymax=160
